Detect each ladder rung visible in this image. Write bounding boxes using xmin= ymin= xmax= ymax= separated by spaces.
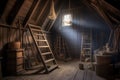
xmin=28 ymin=24 xmax=41 ymax=29
xmin=41 ymin=52 xmax=52 ymax=56
xmin=38 ymin=46 xmax=49 ymax=48
xmin=31 ymin=29 xmax=42 ymax=32
xmin=45 ymin=58 xmax=54 ymax=63
xmin=36 ymin=40 xmax=47 ymax=42
xmin=85 ymin=54 xmax=91 ymax=55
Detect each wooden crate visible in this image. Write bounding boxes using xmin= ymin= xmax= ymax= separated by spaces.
xmin=95 ymin=64 xmax=114 ymax=79
xmin=5 ymin=49 xmax=24 ymax=76
xmin=95 ymin=55 xmax=111 ymax=65
xmin=8 ymin=42 xmax=21 ymax=49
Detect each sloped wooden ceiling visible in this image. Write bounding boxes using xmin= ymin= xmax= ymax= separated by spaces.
xmin=84 ymin=0 xmax=120 ymax=28
xmin=83 ymin=0 xmax=120 ymax=51
xmin=29 ymin=0 xmax=61 ymax=30
xmin=0 ymin=0 xmax=61 ymax=28
xmin=0 ymin=0 xmax=8 ymax=17
xmin=105 ymin=0 xmax=120 ymax=10
xmin=0 ymin=0 xmax=119 ymax=30
xmin=0 ymin=0 xmax=34 ymax=25
xmin=0 ymin=0 xmax=119 ymax=53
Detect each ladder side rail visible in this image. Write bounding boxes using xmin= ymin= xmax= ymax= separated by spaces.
xmin=80 ymin=33 xmax=84 ymax=62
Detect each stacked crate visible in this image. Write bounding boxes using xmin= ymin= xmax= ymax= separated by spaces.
xmin=5 ymin=42 xmax=24 ymax=76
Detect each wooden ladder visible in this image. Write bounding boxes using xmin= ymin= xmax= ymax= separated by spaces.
xmin=79 ymin=29 xmax=93 ymax=70
xmin=81 ymin=29 xmax=92 ymax=61
xmin=27 ymin=24 xmax=58 ymax=73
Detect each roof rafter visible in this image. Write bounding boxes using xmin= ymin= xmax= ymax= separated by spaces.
xmin=23 ymin=0 xmax=41 ymax=28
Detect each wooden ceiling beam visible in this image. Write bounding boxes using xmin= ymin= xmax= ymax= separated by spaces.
xmin=6 ymin=0 xmax=24 ymax=25
xmin=106 ymin=12 xmax=120 ymax=24
xmin=23 ymin=0 xmax=41 ymax=28
xmin=0 ymin=0 xmax=8 ymax=17
xmin=100 ymin=0 xmax=120 ymax=18
xmin=89 ymin=1 xmax=113 ymax=29
xmin=36 ymin=0 xmax=49 ymax=24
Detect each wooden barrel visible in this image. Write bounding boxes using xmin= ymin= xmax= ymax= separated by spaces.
xmin=95 ymin=55 xmax=111 ymax=65
xmin=95 ymin=64 xmax=114 ymax=79
xmin=8 ymin=41 xmax=21 ymax=49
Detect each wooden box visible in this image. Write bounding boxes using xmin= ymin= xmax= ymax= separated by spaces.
xmin=95 ymin=64 xmax=114 ymax=79
xmin=95 ymin=55 xmax=111 ymax=65
xmin=5 ymin=49 xmax=24 ymax=76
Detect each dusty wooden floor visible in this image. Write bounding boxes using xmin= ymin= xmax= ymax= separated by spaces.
xmin=3 ymin=59 xmax=107 ymax=80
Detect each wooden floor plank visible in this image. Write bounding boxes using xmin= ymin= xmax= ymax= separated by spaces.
xmin=73 ymin=70 xmax=84 ymax=80
xmin=3 ymin=59 xmax=106 ymax=80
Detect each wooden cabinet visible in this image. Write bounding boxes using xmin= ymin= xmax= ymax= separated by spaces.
xmin=5 ymin=49 xmax=24 ymax=76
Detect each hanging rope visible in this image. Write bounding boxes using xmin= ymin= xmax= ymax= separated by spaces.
xmin=48 ymin=0 xmax=56 ymax=20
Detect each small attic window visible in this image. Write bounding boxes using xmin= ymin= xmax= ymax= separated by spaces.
xmin=62 ymin=14 xmax=72 ymax=26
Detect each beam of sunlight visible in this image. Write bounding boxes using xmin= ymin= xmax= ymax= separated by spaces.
xmin=59 ymin=27 xmax=81 ymax=47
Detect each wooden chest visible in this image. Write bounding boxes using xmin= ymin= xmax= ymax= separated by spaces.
xmin=5 ymin=49 xmax=24 ymax=76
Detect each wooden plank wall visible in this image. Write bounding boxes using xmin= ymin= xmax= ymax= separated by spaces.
xmin=0 ymin=0 xmax=58 ymax=58
xmin=0 ymin=25 xmax=22 ymax=56
xmin=52 ymin=6 xmax=111 ymax=58
xmin=0 ymin=0 xmax=34 ymax=57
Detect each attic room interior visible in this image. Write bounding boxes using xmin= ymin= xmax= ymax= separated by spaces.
xmin=0 ymin=0 xmax=120 ymax=80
